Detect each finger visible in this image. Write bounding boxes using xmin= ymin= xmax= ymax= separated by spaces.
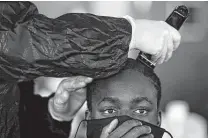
xmin=74 ymin=76 xmax=93 ymax=84
xmin=55 ymin=80 xmax=78 ymax=95
xmin=56 ymin=78 xmax=86 ymax=94
xmin=157 ymin=35 xmax=168 ymax=64
xmin=141 ymin=134 xmax=154 ymax=138
xmin=154 ymin=42 xmax=167 ymax=64
xmin=158 ymin=43 xmax=168 ymax=64
xmin=122 ymin=125 xmax=151 ymax=138
xmin=54 ymin=91 xmax=69 ymax=106
xmin=152 ymin=53 xmax=161 ymax=63
xmin=100 ymin=119 xmax=118 ymax=138
xmin=67 ymin=76 xmax=93 ymax=90
xmin=75 ymin=88 xmax=87 ymax=95
xmin=52 ymin=97 xmax=68 ymax=112
xmin=109 ymin=120 xmax=142 ymax=138
xmin=166 ymin=24 xmax=181 ymax=50
xmin=165 ymin=51 xmax=173 ymax=63
xmin=151 ymin=30 xmax=167 ymax=63
xmin=70 ymin=88 xmax=87 ymax=102
xmin=165 ymin=34 xmax=174 ymax=62
xmin=173 ymin=35 xmax=181 ymax=51
xmin=70 ymin=77 xmax=87 ymax=89
xmin=55 ymin=87 xmax=87 ymax=109
xmin=55 ymin=91 xmax=70 ymax=104
xmin=151 ymin=48 xmax=163 ymax=63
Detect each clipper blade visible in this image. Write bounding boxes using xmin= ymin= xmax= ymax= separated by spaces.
xmin=138 ymin=53 xmax=156 ymax=69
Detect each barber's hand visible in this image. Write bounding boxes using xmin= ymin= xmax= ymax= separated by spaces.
xmin=100 ymin=119 xmax=153 ymax=138
xmin=48 ymin=76 xmax=93 ymax=121
xmin=130 ymin=19 xmax=181 ymax=64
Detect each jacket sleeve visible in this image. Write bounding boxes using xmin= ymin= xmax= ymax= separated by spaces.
xmin=0 ymin=1 xmax=132 ymax=82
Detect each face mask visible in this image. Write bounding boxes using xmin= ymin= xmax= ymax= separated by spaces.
xmin=85 ymin=115 xmax=173 ymax=138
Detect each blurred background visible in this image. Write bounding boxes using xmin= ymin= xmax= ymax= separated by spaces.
xmin=32 ymin=1 xmax=208 ymax=138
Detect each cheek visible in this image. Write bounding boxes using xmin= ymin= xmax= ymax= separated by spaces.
xmin=149 ymin=112 xmax=159 ymax=125
xmin=128 ymin=108 xmax=158 ymax=125
xmin=136 ymin=111 xmax=158 ymax=125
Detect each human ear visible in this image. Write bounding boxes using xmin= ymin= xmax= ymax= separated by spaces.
xmin=85 ymin=110 xmax=91 ymax=120
xmin=157 ymin=110 xmax=162 ymax=126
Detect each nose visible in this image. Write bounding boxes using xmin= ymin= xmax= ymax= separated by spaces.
xmin=119 ymin=109 xmax=140 ymax=120
xmin=119 ymin=109 xmax=132 ymax=117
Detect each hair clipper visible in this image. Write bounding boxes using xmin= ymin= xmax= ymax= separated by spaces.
xmin=138 ymin=5 xmax=189 ymax=69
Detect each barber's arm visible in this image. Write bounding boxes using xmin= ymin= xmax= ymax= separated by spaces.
xmin=0 ymin=1 xmax=181 ymax=82
xmin=0 ymin=3 xmax=130 ymax=136
xmin=1 ymin=2 xmax=130 ymax=135
xmin=0 ymin=1 xmax=131 ymax=82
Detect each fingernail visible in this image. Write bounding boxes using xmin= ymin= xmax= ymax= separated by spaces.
xmin=57 ymin=90 xmax=62 ymax=95
xmin=55 ymin=98 xmax=64 ymax=104
xmin=109 ymin=119 xmax=118 ymax=129
xmin=80 ymin=82 xmax=85 ymax=86
xmin=138 ymin=121 xmax=142 ymax=126
xmin=146 ymin=126 xmax=151 ymax=133
xmin=62 ymin=91 xmax=69 ymax=99
xmin=111 ymin=119 xmax=118 ymax=124
xmin=87 ymin=77 xmax=93 ymax=81
xmin=150 ymin=134 xmax=154 ymax=138
xmin=135 ymin=120 xmax=142 ymax=125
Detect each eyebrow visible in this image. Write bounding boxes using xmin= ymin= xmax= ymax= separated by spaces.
xmin=98 ymin=97 xmax=121 ymax=106
xmin=130 ymin=97 xmax=153 ymax=105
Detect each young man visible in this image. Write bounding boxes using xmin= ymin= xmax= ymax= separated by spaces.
xmin=85 ymin=58 xmax=161 ymax=138
xmin=48 ymin=57 xmax=162 ymax=138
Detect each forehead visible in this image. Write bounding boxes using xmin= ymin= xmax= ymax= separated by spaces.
xmin=91 ymin=69 xmax=157 ymax=104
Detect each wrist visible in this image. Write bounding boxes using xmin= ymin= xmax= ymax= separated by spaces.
xmin=123 ymin=15 xmax=137 ymax=51
xmin=123 ymin=16 xmax=141 ymax=59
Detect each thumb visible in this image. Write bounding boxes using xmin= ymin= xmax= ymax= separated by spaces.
xmin=100 ymin=119 xmax=118 ymax=138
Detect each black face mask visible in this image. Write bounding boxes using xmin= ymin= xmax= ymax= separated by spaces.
xmin=85 ymin=116 xmax=173 ymax=138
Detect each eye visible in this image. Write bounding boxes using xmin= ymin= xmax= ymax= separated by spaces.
xmin=134 ymin=109 xmax=148 ymax=115
xmin=103 ymin=109 xmax=116 ymax=114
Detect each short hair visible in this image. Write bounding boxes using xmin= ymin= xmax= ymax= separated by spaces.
xmin=87 ymin=58 xmax=161 ymax=111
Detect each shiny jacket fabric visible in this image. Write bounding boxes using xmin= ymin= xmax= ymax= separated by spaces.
xmin=0 ymin=1 xmax=131 ymax=138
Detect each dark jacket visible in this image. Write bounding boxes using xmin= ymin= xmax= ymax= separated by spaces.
xmin=0 ymin=1 xmax=131 ymax=138
xmin=18 ymin=81 xmax=72 ymax=138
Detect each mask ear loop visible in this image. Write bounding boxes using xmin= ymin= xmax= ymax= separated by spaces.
xmin=164 ymin=130 xmax=174 ymax=138
xmin=74 ymin=119 xmax=87 ymax=138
